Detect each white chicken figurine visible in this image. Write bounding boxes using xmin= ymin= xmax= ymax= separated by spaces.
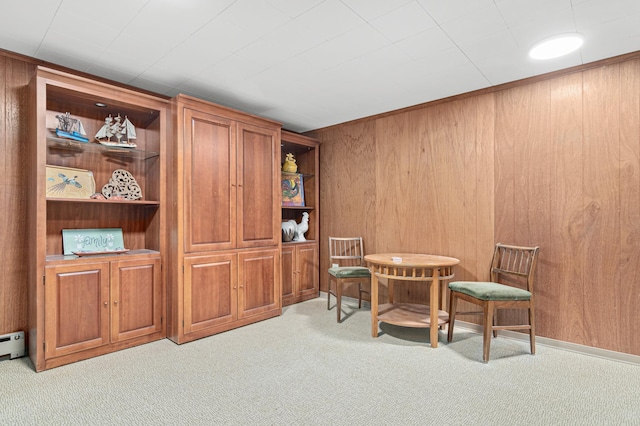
xmin=294 ymin=212 xmax=309 ymax=241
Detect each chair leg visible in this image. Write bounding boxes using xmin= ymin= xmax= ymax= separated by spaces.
xmin=492 ymin=309 xmax=498 ymax=338
xmin=336 ymin=281 xmax=342 ymax=323
xmin=529 ymin=306 xmax=536 ymax=355
xmin=483 ymin=301 xmax=494 ymax=363
xmin=327 ymin=278 xmax=333 ymax=310
xmin=447 ymin=292 xmax=457 ymax=342
xmin=358 ymin=282 xmax=362 ymax=308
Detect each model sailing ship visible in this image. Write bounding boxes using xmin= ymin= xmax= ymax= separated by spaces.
xmin=95 ymin=114 xmax=137 ymax=148
xmin=55 ymin=112 xmax=90 ymax=142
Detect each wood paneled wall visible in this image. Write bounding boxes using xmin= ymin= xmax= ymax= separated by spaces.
xmin=316 ymin=96 xmax=495 ymax=304
xmin=314 ymin=57 xmax=640 ymax=356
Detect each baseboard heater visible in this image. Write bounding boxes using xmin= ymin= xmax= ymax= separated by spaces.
xmin=0 ymin=331 xmax=25 ymax=359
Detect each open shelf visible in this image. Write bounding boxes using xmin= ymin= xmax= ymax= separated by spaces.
xmin=46 ymin=197 xmax=160 ymax=205
xmin=281 ymin=171 xmax=314 ymax=179
xmin=46 ymin=248 xmax=161 ymax=263
xmin=282 ymin=205 xmax=314 ymax=210
xmin=47 ymin=134 xmax=160 ymax=160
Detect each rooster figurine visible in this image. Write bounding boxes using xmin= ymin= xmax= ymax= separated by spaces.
xmin=294 ymin=212 xmax=310 ymax=241
xmin=282 ymin=153 xmax=298 ymax=173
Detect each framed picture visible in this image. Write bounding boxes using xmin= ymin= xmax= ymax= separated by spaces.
xmin=62 ymin=228 xmax=126 ymax=255
xmin=282 ymin=172 xmax=305 ymax=207
xmin=46 ymin=165 xmax=95 ymax=199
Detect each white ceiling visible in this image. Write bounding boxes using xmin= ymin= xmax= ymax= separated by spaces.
xmin=2 ymin=0 xmax=640 ymax=132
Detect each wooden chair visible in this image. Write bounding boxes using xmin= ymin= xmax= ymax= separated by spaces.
xmin=327 ymin=237 xmax=371 ymax=322
xmin=447 ymin=243 xmax=540 ymax=362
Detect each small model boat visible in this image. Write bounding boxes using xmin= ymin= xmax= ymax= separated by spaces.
xmin=55 ymin=112 xmax=89 ymax=143
xmin=95 ymin=114 xmax=137 ymax=148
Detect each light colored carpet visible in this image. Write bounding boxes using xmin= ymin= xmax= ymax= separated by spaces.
xmin=1 ymin=297 xmax=639 ymax=425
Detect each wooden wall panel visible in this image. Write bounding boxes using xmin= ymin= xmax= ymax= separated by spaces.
xmin=619 ymin=59 xmax=640 ymax=353
xmin=0 ymin=54 xmax=6 ymax=334
xmin=582 ymin=65 xmax=621 ymax=351
xmin=473 ymin=94 xmax=495 ymax=282
xmin=374 ymin=113 xmax=410 ymax=253
xmin=496 ymin=80 xmax=554 ymax=332
xmin=547 ymin=73 xmax=586 ymax=344
xmin=0 ymin=56 xmax=32 ymax=335
xmin=316 ymin=120 xmax=377 ymax=296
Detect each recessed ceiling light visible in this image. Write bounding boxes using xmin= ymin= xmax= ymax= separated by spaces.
xmin=529 ymin=34 xmax=583 ymax=60
xmin=95 ymin=102 xmax=108 ymax=108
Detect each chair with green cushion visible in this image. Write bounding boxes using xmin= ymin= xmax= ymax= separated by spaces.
xmin=447 ymin=243 xmax=540 ymax=362
xmin=327 ymin=237 xmax=371 ymax=322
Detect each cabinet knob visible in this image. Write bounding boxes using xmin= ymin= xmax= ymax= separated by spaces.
xmin=104 ymin=302 xmax=108 ymax=307
xmin=113 ymin=301 xmax=118 ymax=306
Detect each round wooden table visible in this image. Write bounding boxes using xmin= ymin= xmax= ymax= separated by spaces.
xmin=364 ymin=253 xmax=460 ymax=348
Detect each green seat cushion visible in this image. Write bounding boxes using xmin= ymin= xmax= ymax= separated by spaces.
xmin=449 ymin=281 xmax=531 ymax=301
xmin=328 ymin=266 xmax=371 ymax=278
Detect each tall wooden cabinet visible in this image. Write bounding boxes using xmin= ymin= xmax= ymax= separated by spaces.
xmin=280 ymin=131 xmax=320 ymax=306
xmin=28 ymin=67 xmax=168 ymax=371
xmin=168 ymin=94 xmax=282 ymax=344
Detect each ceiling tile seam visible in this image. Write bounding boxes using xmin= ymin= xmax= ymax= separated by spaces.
xmin=338 ymin=0 xmax=409 ymax=23
xmin=34 ymin=0 xmax=64 ymax=58
xmin=249 ymin=3 xmax=385 ymax=78
xmin=338 ymin=0 xmax=429 ymax=52
xmin=91 ymin=0 xmax=237 ymax=83
xmin=289 ymin=0 xmax=425 ymax=76
xmin=569 ymin=3 xmax=586 ymax=65
xmin=416 ymin=1 xmax=494 ymax=87
xmin=83 ymin=0 xmax=153 ymax=78
xmin=193 ymin=1 xmax=354 ymax=90
xmin=254 ymin=0 xmax=325 ymax=49
xmin=493 ymin=0 xmax=521 ymax=49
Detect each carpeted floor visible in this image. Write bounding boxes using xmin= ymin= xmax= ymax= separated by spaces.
xmin=1 ymin=297 xmax=639 ymax=425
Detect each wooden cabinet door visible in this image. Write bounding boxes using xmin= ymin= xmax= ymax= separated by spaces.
xmin=296 ymin=243 xmax=318 ymax=298
xmin=282 ymin=243 xmax=319 ymax=306
xmin=110 ymin=257 xmax=162 ymax=343
xmin=183 ymin=108 xmax=236 ymax=252
xmin=184 ymin=253 xmax=237 ymax=334
xmin=44 ymin=262 xmax=110 ymax=359
xmin=237 ymin=249 xmax=280 ymax=319
xmin=236 ymin=122 xmax=279 ymax=248
xmin=281 ymin=245 xmax=295 ymax=303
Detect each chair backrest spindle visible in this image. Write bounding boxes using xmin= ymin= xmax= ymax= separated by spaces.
xmin=329 ymin=237 xmax=365 ymax=267
xmin=490 ymin=243 xmax=539 ymax=292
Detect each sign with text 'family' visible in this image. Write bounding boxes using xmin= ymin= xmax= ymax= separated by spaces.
xmin=62 ymin=228 xmax=126 ymax=255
